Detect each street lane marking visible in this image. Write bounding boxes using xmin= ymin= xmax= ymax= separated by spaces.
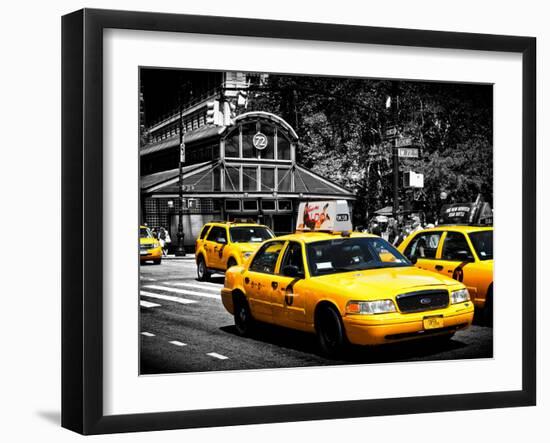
xmin=169 ymin=341 xmax=187 ymax=347
xmin=140 ymin=290 xmax=197 ymax=304
xmin=169 ymin=282 xmax=221 ymax=292
xmin=207 ymin=352 xmax=229 ymax=360
xmin=143 ymin=285 xmax=220 ymax=300
xmin=140 ymin=300 xmax=161 ymax=308
xmin=141 ymin=332 xmax=155 ymax=337
xmin=140 ymin=277 xmax=157 ymax=281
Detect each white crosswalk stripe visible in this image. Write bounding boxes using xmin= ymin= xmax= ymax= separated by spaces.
xmin=169 ymin=282 xmax=221 ymax=292
xmin=169 ymin=341 xmax=187 ymax=347
xmin=140 ymin=300 xmax=161 ymax=308
xmin=141 ymin=332 xmax=155 ymax=337
xmin=140 ymin=290 xmax=197 ymax=304
xmin=207 ymin=352 xmax=229 ymax=360
xmin=143 ymin=285 xmax=220 ymax=299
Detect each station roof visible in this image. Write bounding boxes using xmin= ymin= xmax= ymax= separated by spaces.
xmin=140 ymin=161 xmax=355 ymax=199
xmin=140 ymin=125 xmax=226 ymax=157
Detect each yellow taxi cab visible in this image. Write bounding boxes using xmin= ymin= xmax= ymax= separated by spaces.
xmin=221 ymin=201 xmax=474 ymax=357
xmin=139 ymin=225 xmax=162 ymax=265
xmin=195 ymin=220 xmax=275 ymax=281
xmin=398 ymin=225 xmax=493 ymax=324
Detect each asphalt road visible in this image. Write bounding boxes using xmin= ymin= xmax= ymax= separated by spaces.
xmin=139 ymin=258 xmax=493 ymax=375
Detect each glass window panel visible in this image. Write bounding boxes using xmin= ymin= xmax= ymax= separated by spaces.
xmin=225 ymin=200 xmax=240 ymax=211
xmin=224 ymin=128 xmax=239 ymax=157
xmin=242 ymin=200 xmax=259 ymax=211
xmin=260 ymin=167 xmax=275 ymax=191
xmin=278 ymin=168 xmax=292 ymax=192
xmin=213 ymin=168 xmax=220 ymax=191
xmin=278 ymin=200 xmax=292 ymax=211
xmin=241 ymin=123 xmax=256 ymax=158
xmin=277 ymin=131 xmax=291 ymax=160
xmin=259 ymin=125 xmax=275 ymax=159
xmin=242 ymin=167 xmax=258 ymax=191
xmin=261 ymin=200 xmax=276 ymax=211
xmin=225 ymin=166 xmax=240 ymax=191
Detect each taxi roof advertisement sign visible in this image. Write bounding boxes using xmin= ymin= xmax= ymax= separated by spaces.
xmin=296 ymin=200 xmax=353 ymax=232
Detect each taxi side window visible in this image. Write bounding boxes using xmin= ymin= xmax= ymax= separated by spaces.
xmin=441 ymin=232 xmax=474 ymax=261
xmin=206 ymin=226 xmax=227 ymax=244
xmin=280 ymin=242 xmax=305 ymax=277
xmin=404 ymin=232 xmax=441 ymax=259
xmin=199 ymin=224 xmax=211 ymax=240
xmin=249 ymin=241 xmax=285 ymax=274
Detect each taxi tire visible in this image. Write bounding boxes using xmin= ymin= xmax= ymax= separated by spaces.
xmin=196 ymin=256 xmax=211 ymax=281
xmin=234 ymin=295 xmax=254 ymax=336
xmin=153 ymin=259 xmax=161 ymax=265
xmin=315 ymin=305 xmax=347 ymax=358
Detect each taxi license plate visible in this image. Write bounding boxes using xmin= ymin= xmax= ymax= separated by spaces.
xmin=423 ymin=315 xmax=444 ymax=330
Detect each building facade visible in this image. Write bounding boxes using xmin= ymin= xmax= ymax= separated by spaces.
xmin=140 ymin=73 xmax=355 ymax=249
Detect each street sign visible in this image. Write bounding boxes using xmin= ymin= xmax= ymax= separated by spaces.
xmin=398 ymin=147 xmax=419 ymax=158
xmin=253 ymin=132 xmax=268 ymax=150
xmin=385 ymin=126 xmax=398 ymax=137
xmin=395 ymin=137 xmax=413 ymax=148
xmin=403 ymin=171 xmax=424 ymax=188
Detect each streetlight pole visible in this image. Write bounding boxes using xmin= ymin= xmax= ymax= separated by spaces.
xmin=175 ymin=85 xmax=186 ymax=256
xmin=391 ymin=81 xmax=399 ymax=218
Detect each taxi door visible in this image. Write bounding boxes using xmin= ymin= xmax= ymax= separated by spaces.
xmin=402 ymin=231 xmax=444 ymax=273
xmin=204 ymin=226 xmax=228 ymax=270
xmin=243 ymin=240 xmax=286 ymax=323
xmin=270 ymin=241 xmax=307 ymax=329
xmin=434 ymin=231 xmax=479 ymax=300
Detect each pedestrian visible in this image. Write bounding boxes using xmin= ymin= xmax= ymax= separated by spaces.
xmin=163 ymin=230 xmax=171 ymax=256
xmin=158 ymin=227 xmax=167 ymax=255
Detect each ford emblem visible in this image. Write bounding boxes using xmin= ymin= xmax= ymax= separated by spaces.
xmin=420 ymin=297 xmax=432 ymax=305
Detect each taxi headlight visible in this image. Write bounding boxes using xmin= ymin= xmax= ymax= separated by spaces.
xmin=346 ymin=300 xmax=396 ymax=315
xmin=451 ymin=288 xmax=470 ymax=304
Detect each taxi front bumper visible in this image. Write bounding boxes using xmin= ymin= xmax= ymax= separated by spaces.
xmin=139 ymin=246 xmax=162 ymax=261
xmin=343 ymin=303 xmax=474 ymax=346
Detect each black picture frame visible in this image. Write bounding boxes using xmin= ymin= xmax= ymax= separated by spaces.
xmin=62 ymin=8 xmax=536 ymax=435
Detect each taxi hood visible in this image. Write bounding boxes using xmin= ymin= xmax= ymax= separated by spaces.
xmin=315 ymin=266 xmax=459 ymax=299
xmin=233 ymin=242 xmax=264 ymax=252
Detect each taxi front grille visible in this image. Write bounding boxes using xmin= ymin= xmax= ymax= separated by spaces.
xmin=396 ymin=290 xmax=449 ymax=313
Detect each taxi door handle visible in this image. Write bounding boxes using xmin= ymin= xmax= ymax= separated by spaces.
xmin=435 ymin=265 xmax=444 ymax=271
xmin=271 ymin=281 xmax=278 ymax=289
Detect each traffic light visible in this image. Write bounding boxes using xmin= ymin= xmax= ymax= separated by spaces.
xmin=206 ymin=100 xmax=221 ymax=125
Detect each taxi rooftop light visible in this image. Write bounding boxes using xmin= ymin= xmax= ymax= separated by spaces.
xmin=295 ymin=200 xmax=353 ymax=233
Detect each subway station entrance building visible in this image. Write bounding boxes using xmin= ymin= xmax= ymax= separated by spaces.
xmin=140 ymin=111 xmax=355 ymax=248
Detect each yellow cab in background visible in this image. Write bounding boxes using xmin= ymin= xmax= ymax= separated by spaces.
xmin=398 ymin=224 xmax=493 ymax=324
xmin=221 ymin=201 xmax=474 ymax=357
xmin=139 ymin=225 xmax=162 ymax=265
xmin=195 ymin=220 xmax=274 ymax=281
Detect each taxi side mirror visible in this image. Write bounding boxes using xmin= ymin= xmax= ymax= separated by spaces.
xmin=282 ymin=265 xmax=304 ymax=279
xmin=217 ymin=237 xmax=227 ymax=244
xmin=409 ymin=254 xmax=418 ymax=265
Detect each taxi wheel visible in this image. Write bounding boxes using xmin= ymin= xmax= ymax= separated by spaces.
xmin=153 ymin=259 xmax=161 ymax=265
xmin=227 ymin=258 xmax=237 ymax=269
xmin=234 ymin=296 xmax=254 ymax=336
xmin=316 ymin=305 xmax=347 ymax=358
xmin=196 ymin=256 xmax=210 ymax=281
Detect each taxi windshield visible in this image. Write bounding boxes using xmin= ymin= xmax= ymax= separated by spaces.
xmin=469 ymin=230 xmax=493 ymax=260
xmin=140 ymin=227 xmax=153 ymax=238
xmin=229 ymin=226 xmax=274 ymax=243
xmin=306 ymin=237 xmax=411 ymax=276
